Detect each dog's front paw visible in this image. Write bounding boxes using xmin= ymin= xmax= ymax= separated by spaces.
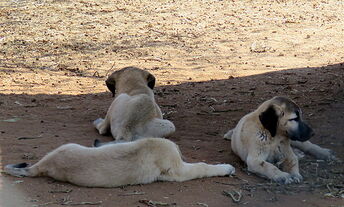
xmin=314 ymin=148 xmax=336 ymax=161
xmin=293 ymin=148 xmax=305 ymax=159
xmin=217 ymin=164 xmax=235 ymax=175
xmin=291 ymin=173 xmax=303 ymax=183
xmin=273 ymin=172 xmax=293 ymax=184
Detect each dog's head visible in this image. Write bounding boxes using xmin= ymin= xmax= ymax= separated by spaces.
xmin=105 ymin=67 xmax=156 ymax=97
xmin=259 ymin=96 xmax=314 ymax=142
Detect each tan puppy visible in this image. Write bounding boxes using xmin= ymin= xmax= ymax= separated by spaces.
xmin=94 ymin=67 xmax=175 ymax=142
xmin=224 ymin=96 xmax=335 ymax=184
xmin=4 ymin=138 xmax=235 ymax=187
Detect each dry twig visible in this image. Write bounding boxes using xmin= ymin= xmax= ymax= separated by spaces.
xmin=61 ymin=201 xmax=102 ymax=206
xmin=139 ymin=199 xmax=174 ymax=207
xmin=32 ymin=201 xmax=55 ymax=207
xmin=196 ymin=202 xmax=208 ymax=207
xmin=48 ymin=189 xmax=73 ymax=193
xmin=118 ymin=191 xmax=145 ymax=196
xmin=18 ymin=135 xmax=43 ymax=140
xmin=213 ymin=181 xmax=240 ymax=186
xmin=223 ymin=190 xmax=243 ymax=203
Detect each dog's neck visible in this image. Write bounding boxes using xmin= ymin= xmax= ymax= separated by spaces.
xmin=116 ymin=81 xmax=154 ymax=97
xmin=258 ymin=128 xmax=289 ymax=144
xmin=257 ymin=129 xmax=269 ymax=142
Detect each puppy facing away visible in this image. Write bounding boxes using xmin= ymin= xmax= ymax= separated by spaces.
xmin=93 ymin=67 xmax=175 ymax=142
xmin=4 ymin=138 xmax=235 ymax=187
xmin=224 ymin=96 xmax=335 ymax=184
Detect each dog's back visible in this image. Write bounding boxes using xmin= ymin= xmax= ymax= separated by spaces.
xmin=94 ymin=67 xmax=175 ymax=141
xmin=5 ymin=138 xmax=181 ymax=187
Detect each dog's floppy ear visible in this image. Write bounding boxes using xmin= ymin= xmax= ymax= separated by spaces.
xmin=147 ymin=73 xmax=156 ymax=89
xmin=105 ymin=73 xmax=117 ymax=97
xmin=259 ymin=105 xmax=278 ymax=137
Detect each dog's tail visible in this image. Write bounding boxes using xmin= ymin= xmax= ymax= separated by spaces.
xmin=93 ymin=139 xmax=102 ymax=147
xmin=4 ymin=163 xmax=39 ymax=177
xmin=223 ymin=129 xmax=233 ymax=140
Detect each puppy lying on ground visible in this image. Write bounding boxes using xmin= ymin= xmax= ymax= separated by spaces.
xmin=5 ymin=138 xmax=235 ymax=187
xmin=224 ymin=96 xmax=335 ymax=184
xmin=93 ymin=67 xmax=175 ymax=142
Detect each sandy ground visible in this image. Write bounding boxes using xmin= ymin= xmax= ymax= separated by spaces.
xmin=0 ymin=0 xmax=344 ymax=206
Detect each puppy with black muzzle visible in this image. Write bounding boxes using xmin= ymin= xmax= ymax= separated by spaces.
xmin=93 ymin=67 xmax=175 ymax=144
xmin=224 ymin=96 xmax=335 ymax=184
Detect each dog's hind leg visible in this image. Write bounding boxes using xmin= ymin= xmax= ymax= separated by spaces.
xmin=158 ymin=162 xmax=235 ymax=182
xmin=142 ymin=118 xmax=175 ymax=138
xmin=4 ymin=163 xmax=40 ymax=177
xmin=291 ymin=140 xmax=336 ymax=161
xmin=93 ymin=117 xmax=110 ymax=135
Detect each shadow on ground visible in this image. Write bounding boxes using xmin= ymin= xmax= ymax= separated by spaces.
xmin=0 ymin=63 xmax=343 ymax=207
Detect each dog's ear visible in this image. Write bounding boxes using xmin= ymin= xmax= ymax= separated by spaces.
xmin=105 ymin=73 xmax=117 ymax=97
xmin=259 ymin=105 xmax=278 ymax=137
xmin=147 ymin=73 xmax=156 ymax=89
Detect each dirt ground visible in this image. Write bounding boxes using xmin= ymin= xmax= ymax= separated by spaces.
xmin=0 ymin=0 xmax=344 ymax=206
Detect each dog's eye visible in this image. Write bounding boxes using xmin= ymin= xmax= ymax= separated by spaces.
xmin=288 ymin=117 xmax=299 ymax=121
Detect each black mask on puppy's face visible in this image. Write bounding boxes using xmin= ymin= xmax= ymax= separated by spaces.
xmin=285 ymin=111 xmax=314 ymax=142
xmin=259 ymin=98 xmax=314 ymax=142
